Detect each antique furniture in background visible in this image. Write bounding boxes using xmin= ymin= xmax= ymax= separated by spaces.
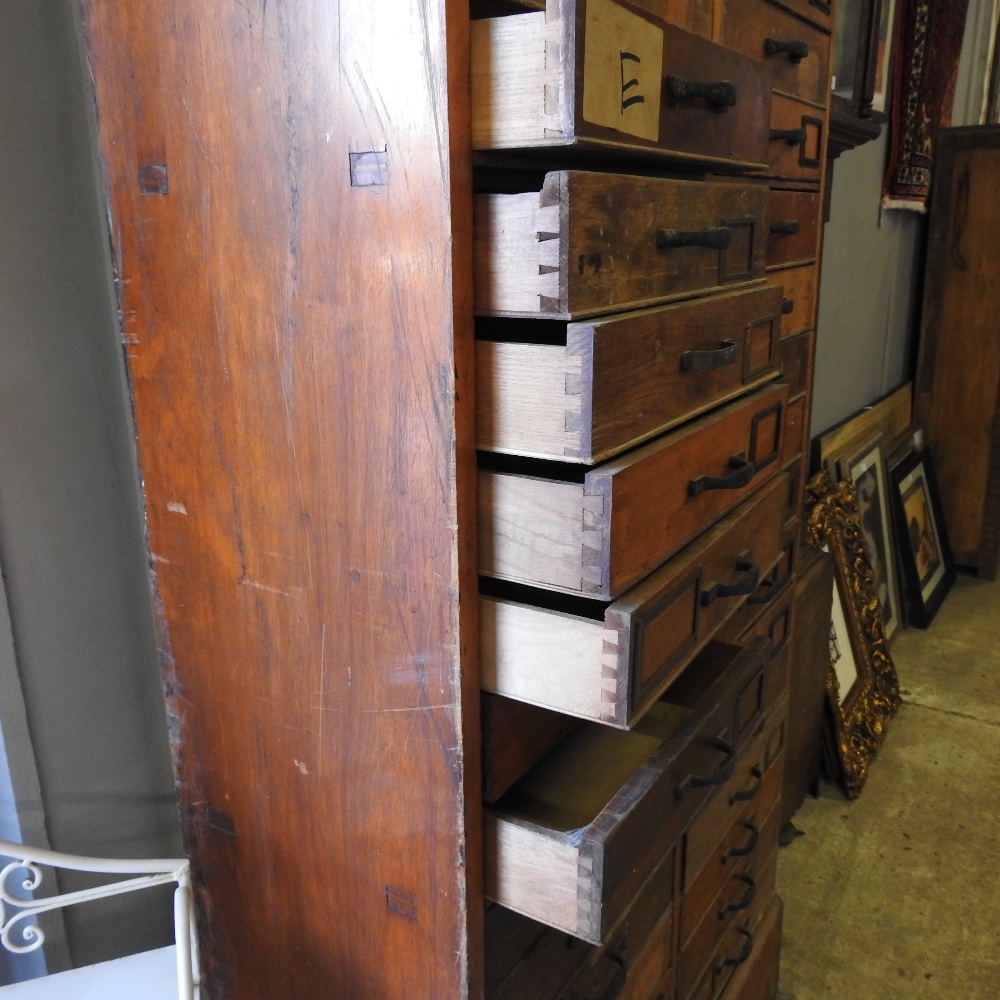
xmin=916 ymin=125 xmax=1000 ymax=580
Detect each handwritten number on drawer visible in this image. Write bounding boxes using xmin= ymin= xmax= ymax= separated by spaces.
xmin=729 ymin=765 xmax=763 ymax=805
xmin=675 ymin=736 xmax=736 ymax=800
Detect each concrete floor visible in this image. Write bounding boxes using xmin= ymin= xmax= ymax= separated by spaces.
xmin=777 ymin=572 xmax=1000 ymax=999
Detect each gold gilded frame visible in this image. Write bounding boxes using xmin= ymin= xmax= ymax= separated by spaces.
xmin=806 ymin=471 xmax=901 ymax=798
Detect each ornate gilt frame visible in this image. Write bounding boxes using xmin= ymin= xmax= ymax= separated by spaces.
xmin=806 ymin=471 xmax=901 ymax=799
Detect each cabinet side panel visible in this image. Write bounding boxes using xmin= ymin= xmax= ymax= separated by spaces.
xmin=78 ymin=2 xmax=480 ymax=998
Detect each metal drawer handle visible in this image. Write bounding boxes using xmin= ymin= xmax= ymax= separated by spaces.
xmin=746 ymin=576 xmax=777 ymax=606
xmin=729 ymin=765 xmax=764 ymax=805
xmin=770 ymin=126 xmax=807 ymax=146
xmin=769 ymin=219 xmax=801 ymax=236
xmin=688 ymin=453 xmax=755 ymax=497
xmin=764 ymin=37 xmax=809 ymax=62
xmin=680 ymin=340 xmax=738 ymax=372
xmin=657 ymin=226 xmax=732 ymax=252
xmin=713 ymin=925 xmax=754 ymax=975
xmin=701 ymin=554 xmax=760 ymax=608
xmin=723 ymin=821 xmax=760 ymax=863
xmin=718 ymin=875 xmax=757 ymax=919
xmin=781 ymin=298 xmax=795 ymax=315
xmin=676 ymin=736 xmax=736 ymax=800
xmin=665 ymin=75 xmax=738 ymax=111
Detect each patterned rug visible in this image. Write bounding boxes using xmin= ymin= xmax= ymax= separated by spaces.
xmin=882 ymin=0 xmax=970 ymax=211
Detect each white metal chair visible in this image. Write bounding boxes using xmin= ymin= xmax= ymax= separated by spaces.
xmin=0 ymin=839 xmax=199 ymax=999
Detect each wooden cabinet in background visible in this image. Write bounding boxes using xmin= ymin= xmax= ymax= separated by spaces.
xmin=916 ymin=125 xmax=1000 ymax=580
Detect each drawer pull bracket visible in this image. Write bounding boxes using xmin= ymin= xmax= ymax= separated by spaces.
xmin=657 ymin=226 xmax=732 ymax=252
xmin=675 ymin=736 xmax=736 ymax=800
xmin=729 ymin=765 xmax=763 ymax=805
xmin=769 ymin=219 xmax=801 ymax=236
xmin=718 ymin=876 xmax=757 ymax=920
xmin=763 ymin=37 xmax=809 ymax=62
xmin=665 ymin=75 xmax=738 ymax=112
xmin=688 ymin=453 xmax=755 ymax=497
xmin=713 ymin=925 xmax=754 ymax=975
xmin=701 ymin=555 xmax=760 ymax=607
xmin=746 ymin=577 xmax=777 ymax=606
xmin=770 ymin=126 xmax=807 ymax=146
xmin=723 ymin=821 xmax=760 ymax=862
xmin=680 ymin=340 xmax=738 ymax=372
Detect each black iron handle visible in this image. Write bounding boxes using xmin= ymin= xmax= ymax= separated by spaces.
xmin=764 ymin=37 xmax=809 ymax=62
xmin=680 ymin=340 xmax=738 ymax=372
xmin=770 ymin=126 xmax=807 ymax=146
xmin=729 ymin=765 xmax=763 ymax=805
xmin=688 ymin=453 xmax=755 ymax=497
xmin=723 ymin=821 xmax=760 ymax=863
xmin=657 ymin=227 xmax=732 ymax=252
xmin=665 ymin=75 xmax=738 ymax=111
xmin=676 ymin=736 xmax=736 ymax=800
xmin=718 ymin=875 xmax=757 ymax=919
xmin=701 ymin=554 xmax=760 ymax=608
xmin=713 ymin=926 xmax=754 ymax=975
xmin=746 ymin=576 xmax=777 ymax=606
xmin=769 ymin=219 xmax=801 ymax=236
xmin=781 ymin=298 xmax=795 ymax=315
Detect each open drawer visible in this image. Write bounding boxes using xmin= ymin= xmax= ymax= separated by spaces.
xmin=484 ymin=637 xmax=771 ymax=944
xmin=479 ymin=379 xmax=788 ymax=600
xmin=481 ymin=470 xmax=791 ymax=727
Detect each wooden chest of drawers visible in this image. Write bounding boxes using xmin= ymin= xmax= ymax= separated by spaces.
xmin=474 ymin=0 xmax=833 ymax=997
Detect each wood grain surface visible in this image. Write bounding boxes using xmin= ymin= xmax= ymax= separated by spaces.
xmin=78 ymin=2 xmax=482 ymax=996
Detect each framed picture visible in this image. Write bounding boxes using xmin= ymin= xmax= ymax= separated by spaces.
xmin=832 ymin=438 xmax=902 ymax=641
xmin=806 ymin=471 xmax=901 ymax=799
xmin=889 ymin=447 xmax=956 ymax=628
xmin=812 ymin=382 xmax=913 ymax=471
xmin=871 ymin=0 xmax=897 ymax=113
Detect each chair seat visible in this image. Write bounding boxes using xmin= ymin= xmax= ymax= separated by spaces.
xmin=0 ymin=945 xmax=178 ymax=999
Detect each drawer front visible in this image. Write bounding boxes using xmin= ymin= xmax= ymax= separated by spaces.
xmin=486 ymin=904 xmax=593 ymax=1000
xmin=678 ymin=831 xmax=778 ymax=999
xmin=765 ymin=94 xmax=825 ymax=181
xmin=686 ymin=892 xmax=782 ymax=1000
xmin=485 ymin=640 xmax=770 ymax=943
xmin=721 ymin=0 xmax=831 ymax=105
xmin=781 ymin=391 xmax=809 ymax=464
xmin=477 ymin=285 xmax=784 ymax=464
xmin=681 ymin=709 xmax=786 ymax=890
xmin=479 ymin=380 xmax=788 ymax=600
xmin=481 ymin=473 xmax=791 ymax=727
xmin=777 ymin=0 xmax=832 ymax=30
xmin=472 ymin=0 xmax=771 ymax=169
xmin=766 ymin=188 xmax=821 ymax=266
xmin=474 ymin=172 xmax=768 ymax=319
xmin=766 ymin=263 xmax=816 ymax=338
xmin=779 ymin=327 xmax=814 ymax=398
xmin=628 ymin=0 xmax=718 ymax=39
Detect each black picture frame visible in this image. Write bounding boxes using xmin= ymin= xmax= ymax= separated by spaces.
xmin=889 ymin=447 xmax=955 ymax=628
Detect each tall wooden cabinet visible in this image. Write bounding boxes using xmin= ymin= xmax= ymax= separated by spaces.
xmin=79 ymin=1 xmax=833 ymax=997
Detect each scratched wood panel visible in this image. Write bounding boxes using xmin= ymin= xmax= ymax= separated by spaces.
xmin=78 ymin=2 xmax=481 ymax=998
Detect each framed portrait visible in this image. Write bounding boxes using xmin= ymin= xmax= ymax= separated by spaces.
xmin=889 ymin=447 xmax=955 ymax=628
xmin=832 ymin=438 xmax=902 ymax=641
xmin=871 ymin=0 xmax=897 ymax=114
xmin=806 ymin=471 xmax=901 ymax=799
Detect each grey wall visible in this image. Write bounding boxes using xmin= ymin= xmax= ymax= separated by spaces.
xmin=811 ymin=0 xmax=994 ymax=440
xmin=0 ymin=0 xmax=180 ymax=972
